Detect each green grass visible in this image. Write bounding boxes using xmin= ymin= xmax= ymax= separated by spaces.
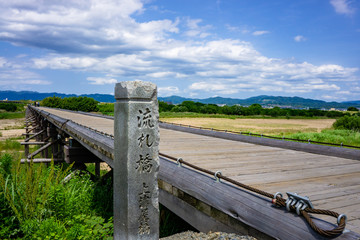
xmin=0 ymin=156 xmax=113 ymax=239
xmin=0 ymin=112 xmax=25 ymax=119
xmin=279 ymin=129 xmax=360 ymax=147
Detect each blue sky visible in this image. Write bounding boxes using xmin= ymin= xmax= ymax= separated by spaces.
xmin=0 ymin=0 xmax=359 ymax=101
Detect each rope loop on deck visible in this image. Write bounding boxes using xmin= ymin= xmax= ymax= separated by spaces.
xmin=159 ymin=152 xmax=347 ymax=238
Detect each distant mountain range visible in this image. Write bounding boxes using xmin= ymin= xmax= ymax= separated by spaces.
xmin=1 ymin=90 xmax=359 ymax=109
xmin=158 ymin=95 xmax=360 ymax=109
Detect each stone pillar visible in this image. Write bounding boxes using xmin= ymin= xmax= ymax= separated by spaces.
xmin=114 ymin=81 xmax=159 ymax=240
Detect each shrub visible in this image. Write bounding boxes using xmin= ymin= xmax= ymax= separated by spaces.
xmin=333 ymin=115 xmax=360 ymax=132
xmin=98 ymin=103 xmax=114 ymax=114
xmin=41 ymin=96 xmax=62 ymax=108
xmin=0 ymin=103 xmax=18 ymax=112
xmin=22 ymin=215 xmax=113 ymax=240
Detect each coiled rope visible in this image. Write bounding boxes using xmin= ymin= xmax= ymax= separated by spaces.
xmin=159 ymin=152 xmax=346 ymax=238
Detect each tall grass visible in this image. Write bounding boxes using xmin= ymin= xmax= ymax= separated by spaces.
xmin=283 ymin=129 xmax=360 ymax=147
xmin=0 ymin=155 xmax=113 ymax=239
xmin=0 ymin=139 xmax=22 ymax=151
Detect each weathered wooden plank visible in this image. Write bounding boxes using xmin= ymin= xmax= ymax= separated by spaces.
xmin=158 ymin=157 xmax=360 ymax=240
xmin=22 ymin=133 xmax=35 ymax=136
xmin=64 ymin=145 xmax=101 ymax=163
xmin=20 ymin=158 xmax=64 ymax=163
xmin=158 ymin=189 xmax=271 ymax=238
xmin=27 ymin=140 xmax=58 ymax=159
xmin=230 ymin=164 xmax=360 ymax=185
xmin=160 ymin=122 xmax=360 ymax=160
xmin=25 ymin=126 xmax=38 ymax=132
xmin=24 ymin=129 xmax=45 ymax=142
xmin=307 ymin=185 xmax=360 ymax=201
xmin=21 ymin=141 xmax=46 ymax=145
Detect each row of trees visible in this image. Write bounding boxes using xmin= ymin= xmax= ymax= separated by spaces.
xmin=40 ymin=96 xmax=357 ymax=118
xmin=159 ymin=101 xmax=352 ymax=118
xmin=41 ymin=96 xmax=99 ymax=112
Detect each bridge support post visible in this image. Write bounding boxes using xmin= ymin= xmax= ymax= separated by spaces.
xmin=114 ymin=81 xmax=159 ymax=240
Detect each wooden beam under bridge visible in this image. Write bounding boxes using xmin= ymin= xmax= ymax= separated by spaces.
xmin=27 ymin=140 xmax=60 ymax=159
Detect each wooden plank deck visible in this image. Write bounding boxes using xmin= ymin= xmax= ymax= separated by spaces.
xmin=159 ymin=128 xmax=360 ymax=233
xmin=38 ymin=107 xmax=360 ymax=233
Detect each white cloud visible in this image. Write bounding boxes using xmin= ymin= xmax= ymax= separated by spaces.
xmin=330 ymin=0 xmax=355 ymax=15
xmin=252 ymin=30 xmax=270 ymax=36
xmin=0 ymin=57 xmax=51 ymax=89
xmin=0 ymin=68 xmax=51 ymax=90
xmin=225 ymin=24 xmax=240 ymax=32
xmin=294 ymin=35 xmax=306 ymax=42
xmin=184 ymin=18 xmax=211 ymax=38
xmin=30 ymin=38 xmax=358 ymax=96
xmin=0 ymin=0 xmax=358 ymax=97
xmin=0 ymin=57 xmax=7 ymax=67
xmin=189 ymin=82 xmax=240 ymax=95
xmin=0 ymin=0 xmax=179 ymax=54
xmin=158 ymin=86 xmax=180 ymax=96
xmin=87 ymin=77 xmax=117 ymax=85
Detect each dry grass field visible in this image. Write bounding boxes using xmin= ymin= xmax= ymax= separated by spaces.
xmin=0 ymin=118 xmax=25 ymax=140
xmin=160 ymin=118 xmax=336 ymax=135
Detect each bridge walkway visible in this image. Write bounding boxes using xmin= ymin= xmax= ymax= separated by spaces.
xmin=38 ymin=107 xmax=360 ymax=233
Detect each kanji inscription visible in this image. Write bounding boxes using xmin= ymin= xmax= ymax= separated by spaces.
xmin=137 ymin=108 xmax=154 ymax=128
xmin=138 ymin=183 xmax=151 ymax=235
xmin=138 ymin=133 xmax=153 ymax=148
xmin=136 ymin=154 xmax=153 ymax=173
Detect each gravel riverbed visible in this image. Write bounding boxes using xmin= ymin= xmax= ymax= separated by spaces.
xmin=161 ymin=231 xmax=257 ymax=240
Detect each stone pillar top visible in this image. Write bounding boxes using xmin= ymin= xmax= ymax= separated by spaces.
xmin=115 ymin=81 xmax=157 ymax=100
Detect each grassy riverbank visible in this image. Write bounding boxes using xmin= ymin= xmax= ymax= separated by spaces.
xmin=160 ymin=116 xmax=360 ymax=147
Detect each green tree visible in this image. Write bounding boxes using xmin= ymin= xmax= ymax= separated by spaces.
xmin=158 ymin=101 xmax=173 ymax=112
xmin=171 ymin=106 xmax=188 ymax=112
xmin=248 ymin=104 xmax=263 ymax=115
xmin=199 ymin=104 xmax=219 ymax=114
xmin=347 ymin=106 xmax=359 ymax=111
xmin=180 ymin=101 xmax=204 ymax=112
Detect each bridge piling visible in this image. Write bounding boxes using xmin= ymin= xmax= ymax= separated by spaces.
xmin=114 ymin=81 xmax=159 ymax=240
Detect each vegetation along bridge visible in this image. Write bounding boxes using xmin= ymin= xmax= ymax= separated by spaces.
xmin=24 ymin=98 xmax=360 ymax=239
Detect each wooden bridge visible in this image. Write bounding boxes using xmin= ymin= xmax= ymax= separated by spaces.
xmin=24 ymin=105 xmax=360 ymax=239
